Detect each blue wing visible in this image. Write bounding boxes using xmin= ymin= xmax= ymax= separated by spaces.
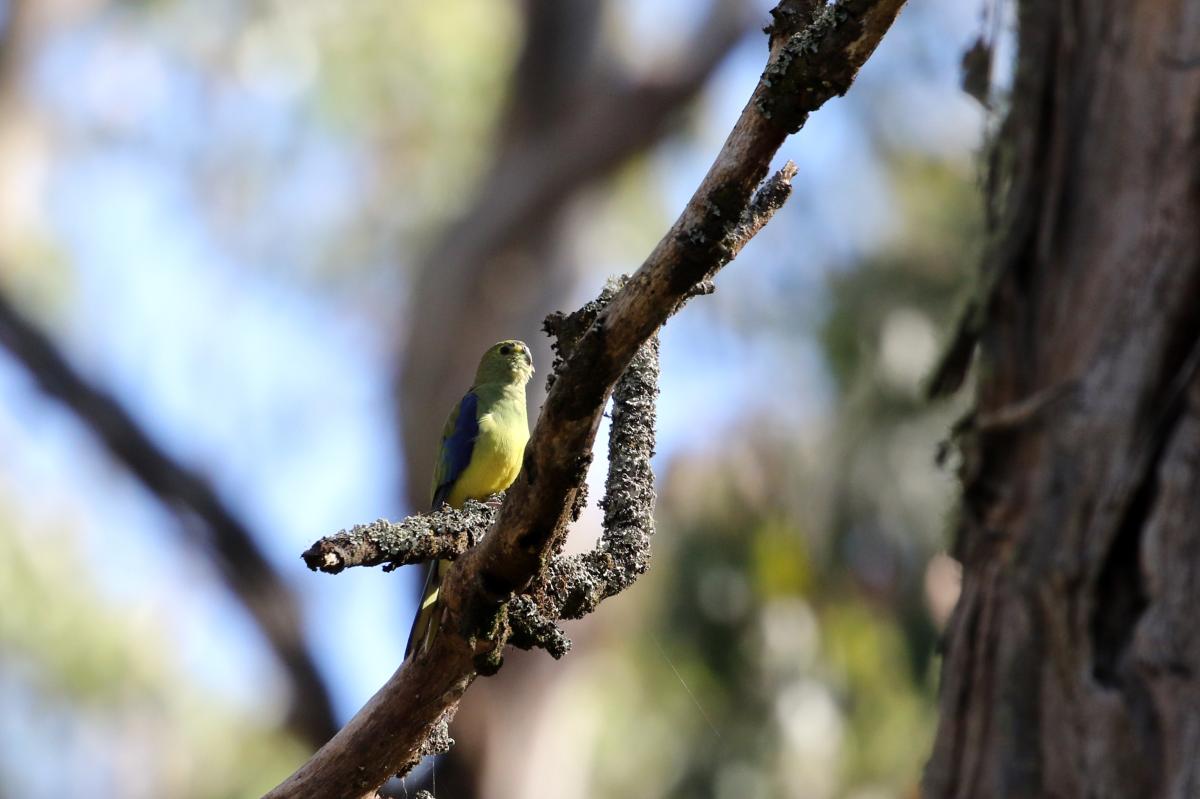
xmin=409 ymin=391 xmax=478 ymax=658
xmin=431 ymin=391 xmax=479 ymax=510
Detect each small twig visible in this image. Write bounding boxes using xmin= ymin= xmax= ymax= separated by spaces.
xmin=506 ymin=595 xmax=571 ymax=659
xmin=673 ymin=161 xmax=798 ymax=315
xmin=973 ymin=379 xmax=1078 ymax=433
xmin=731 ymin=160 xmax=800 ymax=250
xmin=683 ymin=280 xmax=717 ymax=300
xmin=927 ymin=297 xmax=983 ymax=399
xmin=936 ymin=380 xmax=1078 ymax=468
xmin=301 ymin=500 xmax=498 ymax=574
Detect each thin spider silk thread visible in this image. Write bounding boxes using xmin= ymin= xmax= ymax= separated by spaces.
xmin=651 ymin=633 xmax=723 ymax=742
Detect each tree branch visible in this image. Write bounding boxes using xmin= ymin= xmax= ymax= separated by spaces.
xmin=393 ymin=8 xmax=765 ymax=787
xmin=301 ymin=500 xmax=497 ymax=574
xmin=532 ymin=302 xmax=660 ymax=626
xmin=398 ymin=0 xmax=754 ymax=510
xmin=306 ymin=278 xmax=665 ymax=661
xmin=269 ymin=1 xmax=906 ymax=796
xmin=0 ymin=288 xmax=339 ymax=751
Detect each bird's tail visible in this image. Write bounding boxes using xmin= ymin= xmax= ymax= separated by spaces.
xmin=405 ymin=559 xmax=448 ymax=658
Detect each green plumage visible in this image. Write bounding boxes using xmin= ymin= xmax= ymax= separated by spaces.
xmin=406 ymin=340 xmax=533 ymax=657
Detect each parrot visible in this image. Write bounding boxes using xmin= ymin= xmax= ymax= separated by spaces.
xmin=405 ymin=339 xmax=534 ymax=658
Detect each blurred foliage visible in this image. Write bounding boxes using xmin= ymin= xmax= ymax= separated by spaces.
xmin=588 ymin=152 xmax=980 ymax=799
xmin=0 ymin=0 xmax=519 ymax=302
xmin=289 ymin=0 xmax=519 ymax=258
xmin=0 ymin=507 xmax=306 ymax=798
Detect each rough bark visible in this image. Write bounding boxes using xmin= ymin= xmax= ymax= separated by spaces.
xmin=925 ymin=1 xmax=1200 ymax=797
xmin=265 ymin=2 xmax=907 ymax=797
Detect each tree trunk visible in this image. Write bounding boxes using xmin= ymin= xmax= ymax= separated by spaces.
xmin=924 ymin=1 xmax=1200 ymax=797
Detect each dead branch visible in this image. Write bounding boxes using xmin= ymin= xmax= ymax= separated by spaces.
xmin=267 ymin=2 xmax=907 ymax=796
xmin=302 ymin=501 xmax=498 ymax=574
xmin=307 ymin=278 xmax=663 ymax=659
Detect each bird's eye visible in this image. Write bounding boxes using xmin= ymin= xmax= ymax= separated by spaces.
xmin=500 ymin=345 xmax=512 ymax=355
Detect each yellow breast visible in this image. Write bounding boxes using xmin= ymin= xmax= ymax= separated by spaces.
xmin=446 ymin=412 xmax=528 ymax=508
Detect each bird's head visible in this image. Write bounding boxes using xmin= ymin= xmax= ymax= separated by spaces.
xmin=474 ymin=339 xmax=534 ymax=386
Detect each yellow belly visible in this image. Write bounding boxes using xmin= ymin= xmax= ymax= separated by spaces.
xmin=446 ymin=413 xmax=527 ymax=508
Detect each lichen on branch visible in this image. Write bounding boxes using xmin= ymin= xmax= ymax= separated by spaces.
xmin=301 ymin=500 xmax=497 ymax=574
xmin=301 ymin=277 xmax=664 ymax=661
xmin=266 ymin=3 xmax=907 ymax=796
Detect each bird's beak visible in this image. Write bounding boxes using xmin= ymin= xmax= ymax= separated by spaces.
xmin=525 ymin=350 xmax=535 ymax=372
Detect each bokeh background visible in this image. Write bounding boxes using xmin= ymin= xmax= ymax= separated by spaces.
xmin=0 ymin=0 xmax=993 ymax=797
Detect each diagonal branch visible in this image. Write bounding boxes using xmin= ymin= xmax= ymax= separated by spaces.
xmin=303 ymin=166 xmax=798 ymax=608
xmin=268 ymin=1 xmax=907 ymax=796
xmin=0 ymin=289 xmax=339 ymax=750
xmin=466 ymin=0 xmax=903 ymax=604
xmin=399 ymin=0 xmax=754 ymax=509
xmin=306 ymin=277 xmax=671 ymax=661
